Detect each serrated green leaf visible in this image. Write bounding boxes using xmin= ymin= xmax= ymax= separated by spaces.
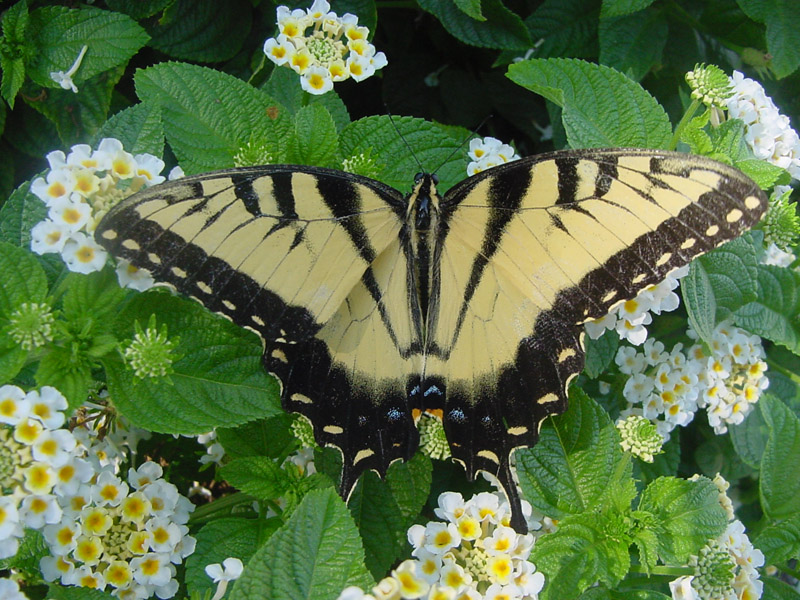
xmin=417 ymin=0 xmax=531 ymax=50
xmin=584 ymin=328 xmax=619 ymax=379
xmin=525 ymin=0 xmax=600 ymax=60
xmin=105 ymin=292 xmax=280 ymax=434
xmin=61 ymin=268 xmax=126 ymax=323
xmin=4 ymin=527 xmax=47 ymax=574
xmin=349 ymin=470 xmax=407 ymax=580
xmin=738 ymin=0 xmax=800 ymax=78
xmin=638 ymin=476 xmax=728 ymax=564
xmin=516 ymin=388 xmax=630 ymax=518
xmin=682 ymin=260 xmax=718 ymax=346
xmin=580 ymin=588 xmax=671 ymax=600
xmin=287 ymin=104 xmax=339 ymax=167
xmin=454 ymin=0 xmax=485 ymax=20
xmin=146 ymin=0 xmax=250 ymax=62
xmin=24 ymin=65 xmax=123 ymax=146
xmin=185 ymin=517 xmax=268 ymax=599
xmin=221 ymin=456 xmax=292 ymax=501
xmin=755 ymin=512 xmax=800 ymax=564
xmin=600 ymin=0 xmax=657 ymax=18
xmin=35 ymin=345 xmax=93 ymax=408
xmin=0 ymin=179 xmax=46 ymax=248
xmin=217 ymin=413 xmax=298 ymax=460
xmin=339 ymin=115 xmax=467 ymax=193
xmin=735 ymin=158 xmax=788 ymax=190
xmin=760 ymin=395 xmax=800 ymax=520
xmin=709 ymin=118 xmax=750 ymax=162
xmin=0 ymin=0 xmax=29 ymax=108
xmin=531 ymin=513 xmax=631 ymax=600
xmin=0 ymin=241 xmax=48 ymax=316
xmin=47 ymin=584 xmax=116 ymax=600
xmin=730 ymin=402 xmax=770 ymax=469
xmin=386 ymin=452 xmax=432 ymax=528
xmin=230 ymin=488 xmax=373 ymax=600
xmin=263 ymin=66 xmax=351 ymax=133
xmin=104 ymin=0 xmax=172 ymax=20
xmin=0 ymin=342 xmax=27 ymax=382
xmin=762 ymin=577 xmax=800 ymax=600
xmin=26 ymin=5 xmax=148 ymax=88
xmin=735 ymin=264 xmax=800 ymax=352
xmin=507 ymin=58 xmax=672 ymax=149
xmin=94 ymin=103 xmax=165 ymax=157
xmin=135 ymin=62 xmax=292 ymax=174
xmin=598 ymin=7 xmax=667 ymax=81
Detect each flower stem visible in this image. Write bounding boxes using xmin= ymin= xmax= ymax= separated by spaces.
xmin=669 ymin=98 xmax=703 ymax=151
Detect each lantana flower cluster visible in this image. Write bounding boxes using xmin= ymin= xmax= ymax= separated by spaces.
xmin=727 ymin=70 xmax=800 ymax=180
xmin=585 ymin=266 xmax=689 ymax=345
xmin=263 ymin=0 xmax=387 ymax=95
xmin=616 ymin=320 xmax=768 ymax=442
xmin=28 ymin=138 xmax=165 ymax=290
xmin=670 ymin=475 xmax=764 ymax=600
xmin=0 ymin=385 xmax=196 ymax=599
xmin=467 ymin=137 xmax=520 ymax=176
xmin=338 ymin=491 xmax=545 ymax=600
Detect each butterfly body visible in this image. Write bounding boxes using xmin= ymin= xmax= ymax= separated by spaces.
xmin=96 ymin=148 xmax=767 ymax=532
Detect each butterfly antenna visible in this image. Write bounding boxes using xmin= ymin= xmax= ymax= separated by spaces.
xmin=432 ymin=114 xmax=493 ymax=175
xmin=388 ymin=110 xmax=425 ymax=174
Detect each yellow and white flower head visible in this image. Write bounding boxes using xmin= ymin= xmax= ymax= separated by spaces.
xmin=263 ymin=0 xmax=388 ymax=95
xmin=338 ymin=491 xmax=546 ymax=600
xmin=29 ymin=138 xmax=165 ymax=287
xmin=467 ymin=137 xmax=521 ymax=176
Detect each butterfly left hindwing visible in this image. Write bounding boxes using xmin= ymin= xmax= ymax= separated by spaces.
xmin=97 ymin=149 xmax=768 ymax=532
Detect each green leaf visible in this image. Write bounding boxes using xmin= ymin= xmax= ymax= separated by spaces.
xmin=735 ymin=264 xmax=800 ymax=352
xmin=0 ymin=0 xmax=29 ymax=108
xmin=386 ymin=452 xmax=433 ymax=528
xmin=47 ymin=585 xmax=116 ymax=600
xmin=0 ymin=342 xmax=27 ymax=382
xmin=349 ymin=471 xmax=407 ymax=580
xmin=506 ymin=58 xmax=672 ymax=149
xmin=738 ymin=0 xmax=800 ymax=78
xmin=26 ymin=5 xmax=148 ymax=88
xmin=105 ymin=292 xmax=281 ymax=434
xmin=35 ymin=345 xmax=93 ymax=409
xmin=516 ymin=387 xmax=631 ymax=518
xmin=3 ymin=527 xmax=47 ymax=575
xmin=339 ymin=115 xmax=467 ymax=193
xmin=760 ymin=395 xmax=800 ymax=520
xmin=525 ymin=0 xmax=600 ymax=60
xmin=217 ymin=413 xmax=298 ymax=460
xmin=95 ymin=103 xmax=165 ymax=157
xmin=104 ymin=0 xmax=172 ymax=20
xmin=598 ymin=7 xmax=667 ymax=81
xmin=185 ymin=517 xmax=268 ymax=599
xmin=287 ymin=104 xmax=339 ymax=168
xmin=0 ymin=179 xmax=46 ymax=248
xmin=755 ymin=512 xmax=800 ymax=564
xmin=230 ymin=488 xmax=373 ymax=600
xmin=762 ymin=577 xmax=800 ymax=600
xmin=0 ymin=241 xmax=48 ymax=316
xmin=134 ymin=62 xmax=292 ymax=174
xmin=730 ymin=402 xmax=770 ymax=469
xmin=584 ymin=328 xmax=619 ymax=379
xmin=637 ymin=476 xmax=728 ymax=564
xmin=263 ymin=66 xmax=351 ymax=133
xmin=146 ymin=0 xmax=251 ymax=62
xmin=24 ymin=65 xmax=123 ymax=146
xmin=454 ymin=0 xmax=485 ymax=20
xmin=600 ymin=0 xmax=657 ymax=18
xmin=61 ymin=268 xmax=126 ymax=324
xmin=221 ymin=457 xmax=292 ymax=502
xmin=417 ymin=0 xmax=531 ymax=50
xmin=682 ymin=260 xmax=718 ymax=347
xmin=530 ymin=513 xmax=631 ymax=600
xmin=734 ymin=158 xmax=788 ymax=190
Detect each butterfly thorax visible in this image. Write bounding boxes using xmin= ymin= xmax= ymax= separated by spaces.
xmin=406 ymin=173 xmax=441 ymax=324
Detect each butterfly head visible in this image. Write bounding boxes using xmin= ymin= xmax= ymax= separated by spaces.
xmin=409 ymin=172 xmax=441 ymax=230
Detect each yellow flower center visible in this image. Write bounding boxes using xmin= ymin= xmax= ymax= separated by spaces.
xmin=48 ymin=182 xmax=66 ymax=198
xmin=76 ymin=246 xmax=96 ymax=263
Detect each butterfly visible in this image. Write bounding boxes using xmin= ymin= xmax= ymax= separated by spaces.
xmin=96 ymin=147 xmax=767 ymax=531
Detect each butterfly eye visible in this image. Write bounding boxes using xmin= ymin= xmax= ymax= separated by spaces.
xmin=414 ymin=172 xmax=424 ymax=183
xmin=431 ymin=174 xmax=439 ymax=185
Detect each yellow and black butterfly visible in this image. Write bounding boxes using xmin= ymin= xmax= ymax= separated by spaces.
xmin=96 ymin=148 xmax=767 ymax=531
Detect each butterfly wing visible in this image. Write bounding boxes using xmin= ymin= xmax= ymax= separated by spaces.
xmin=96 ymin=165 xmax=423 ymax=495
xmin=424 ymin=148 xmax=767 ymax=530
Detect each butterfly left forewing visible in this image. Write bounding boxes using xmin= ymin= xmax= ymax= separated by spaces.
xmin=425 ymin=149 xmax=767 ymax=530
xmin=97 ymin=165 xmax=424 ymax=497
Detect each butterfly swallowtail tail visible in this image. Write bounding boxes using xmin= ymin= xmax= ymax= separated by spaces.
xmin=96 ymin=147 xmax=767 ymax=532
